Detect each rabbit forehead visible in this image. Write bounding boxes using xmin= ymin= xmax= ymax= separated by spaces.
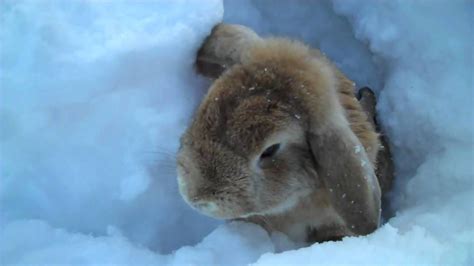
xmin=190 ymin=92 xmax=304 ymax=156
xmin=188 ymin=43 xmax=339 ymax=156
xmin=190 ymin=74 xmax=307 ymax=151
xmin=225 ymin=95 xmax=300 ymax=152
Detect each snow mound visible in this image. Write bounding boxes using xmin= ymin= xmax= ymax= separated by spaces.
xmin=1 ymin=220 xmax=272 ymax=265
xmin=0 ymin=0 xmax=223 ymax=254
xmin=1 ymin=0 xmax=472 ymax=265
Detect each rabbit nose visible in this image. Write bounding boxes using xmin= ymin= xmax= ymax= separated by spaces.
xmin=194 ymin=201 xmax=219 ymax=214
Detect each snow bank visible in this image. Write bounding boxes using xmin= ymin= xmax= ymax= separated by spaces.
xmin=1 ymin=220 xmax=273 ymax=265
xmin=0 ymin=0 xmax=223 ymax=255
xmin=1 ymin=0 xmax=472 ymax=265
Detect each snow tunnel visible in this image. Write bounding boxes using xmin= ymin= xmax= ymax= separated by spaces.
xmin=0 ymin=0 xmax=472 ymax=265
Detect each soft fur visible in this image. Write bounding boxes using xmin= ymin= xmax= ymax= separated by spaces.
xmin=177 ymin=24 xmax=384 ymax=243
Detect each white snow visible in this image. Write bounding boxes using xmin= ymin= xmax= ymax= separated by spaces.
xmin=0 ymin=0 xmax=223 ymax=256
xmin=354 ymin=145 xmax=361 ymax=154
xmin=1 ymin=0 xmax=473 ymax=265
xmin=1 ymin=220 xmax=276 ymax=265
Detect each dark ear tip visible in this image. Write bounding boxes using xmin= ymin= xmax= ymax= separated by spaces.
xmin=195 ymin=24 xmax=229 ymax=79
xmin=195 ymin=57 xmax=226 ymax=78
xmin=357 ymin=87 xmax=375 ymax=100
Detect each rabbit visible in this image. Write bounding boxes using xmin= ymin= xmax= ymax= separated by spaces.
xmin=177 ymin=23 xmax=392 ymax=244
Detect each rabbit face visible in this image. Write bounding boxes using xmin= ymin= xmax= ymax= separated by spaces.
xmin=177 ymin=65 xmax=319 ymax=219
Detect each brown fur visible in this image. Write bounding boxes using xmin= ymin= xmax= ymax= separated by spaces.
xmin=177 ymin=24 xmax=383 ymax=243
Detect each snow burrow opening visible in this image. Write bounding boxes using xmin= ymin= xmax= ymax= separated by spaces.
xmin=0 ymin=0 xmax=472 ymax=265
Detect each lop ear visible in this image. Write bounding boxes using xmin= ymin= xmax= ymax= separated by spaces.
xmin=196 ymin=23 xmax=262 ymax=78
xmin=308 ymin=119 xmax=381 ymax=235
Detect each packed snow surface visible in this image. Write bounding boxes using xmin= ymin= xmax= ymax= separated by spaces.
xmin=0 ymin=0 xmax=472 ymax=265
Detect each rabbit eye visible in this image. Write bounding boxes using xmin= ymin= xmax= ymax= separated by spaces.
xmin=260 ymin=143 xmax=280 ymax=159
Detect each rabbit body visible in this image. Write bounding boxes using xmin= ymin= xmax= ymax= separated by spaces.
xmin=177 ymin=24 xmax=382 ymax=243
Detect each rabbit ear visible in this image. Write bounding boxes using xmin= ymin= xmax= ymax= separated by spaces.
xmin=196 ymin=24 xmax=262 ymax=78
xmin=308 ymin=117 xmax=381 ymax=235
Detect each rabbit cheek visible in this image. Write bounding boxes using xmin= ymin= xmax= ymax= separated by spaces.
xmin=257 ymin=164 xmax=315 ymax=215
xmin=177 ymin=174 xmax=188 ymax=200
xmin=176 ymin=165 xmax=192 ymax=204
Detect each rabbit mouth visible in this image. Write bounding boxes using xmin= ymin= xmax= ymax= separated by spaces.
xmin=191 ymin=201 xmax=251 ymax=220
xmin=193 ymin=189 xmax=312 ymax=220
xmin=181 ymin=191 xmax=259 ymax=219
xmin=192 ymin=200 xmax=221 ymax=216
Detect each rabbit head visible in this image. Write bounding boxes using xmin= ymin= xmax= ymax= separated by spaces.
xmin=178 ymin=39 xmax=341 ymax=219
xmin=178 ymin=25 xmax=381 ymax=235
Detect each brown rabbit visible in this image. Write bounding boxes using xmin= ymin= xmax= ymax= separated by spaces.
xmin=177 ymin=24 xmax=392 ymax=244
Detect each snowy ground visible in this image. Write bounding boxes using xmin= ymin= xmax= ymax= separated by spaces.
xmin=0 ymin=0 xmax=473 ymax=265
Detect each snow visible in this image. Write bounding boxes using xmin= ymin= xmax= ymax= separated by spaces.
xmin=1 ymin=220 xmax=272 ymax=265
xmin=0 ymin=0 xmax=223 ymax=255
xmin=1 ymin=0 xmax=473 ymax=265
